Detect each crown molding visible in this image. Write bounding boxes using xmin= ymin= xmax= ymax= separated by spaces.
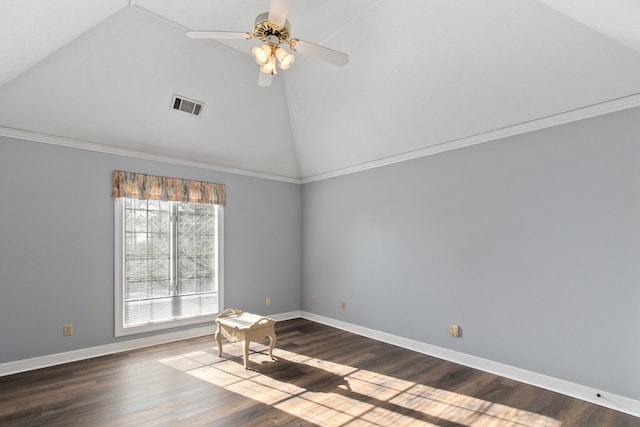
xmin=301 ymin=93 xmax=640 ymax=183
xmin=0 ymin=126 xmax=302 ymax=184
xmin=3 ymin=93 xmax=640 ymax=186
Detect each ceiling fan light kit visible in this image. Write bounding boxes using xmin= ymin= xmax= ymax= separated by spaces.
xmin=252 ymin=44 xmax=295 ymax=75
xmin=250 ymin=13 xmax=296 ymax=75
xmin=185 ymin=0 xmax=348 ymax=86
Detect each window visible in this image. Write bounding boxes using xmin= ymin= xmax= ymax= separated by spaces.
xmin=114 ymin=198 xmax=223 ymax=336
xmin=111 ymin=170 xmax=225 ymax=336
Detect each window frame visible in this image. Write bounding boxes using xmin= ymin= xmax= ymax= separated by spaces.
xmin=114 ymin=197 xmax=224 ymax=337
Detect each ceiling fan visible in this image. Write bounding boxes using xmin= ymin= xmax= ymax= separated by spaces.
xmin=186 ymin=0 xmax=349 ymax=87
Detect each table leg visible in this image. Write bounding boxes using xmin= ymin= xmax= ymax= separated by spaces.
xmin=243 ymin=339 xmax=250 ymax=370
xmin=268 ymin=334 xmax=276 ymax=361
xmin=215 ymin=328 xmax=223 ymax=357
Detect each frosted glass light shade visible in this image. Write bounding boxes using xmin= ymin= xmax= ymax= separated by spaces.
xmin=260 ymin=56 xmax=277 ymax=75
xmin=275 ymin=46 xmax=295 ymax=69
xmin=252 ymin=44 xmax=271 ymax=65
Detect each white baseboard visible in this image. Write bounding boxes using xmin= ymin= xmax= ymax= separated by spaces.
xmin=2 ymin=311 xmax=637 ymax=419
xmin=0 ymin=324 xmax=217 ymax=377
xmin=270 ymin=310 xmax=302 ymax=322
xmin=0 ymin=310 xmax=304 ymax=378
xmin=301 ymin=311 xmax=640 ymax=419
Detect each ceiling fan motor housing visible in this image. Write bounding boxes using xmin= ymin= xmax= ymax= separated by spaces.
xmin=253 ymin=12 xmax=291 ymax=44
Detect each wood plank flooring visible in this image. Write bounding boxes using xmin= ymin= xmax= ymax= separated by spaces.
xmin=0 ymin=319 xmax=638 ymax=426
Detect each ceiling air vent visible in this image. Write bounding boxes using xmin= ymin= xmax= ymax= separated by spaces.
xmin=171 ymin=95 xmax=203 ymax=116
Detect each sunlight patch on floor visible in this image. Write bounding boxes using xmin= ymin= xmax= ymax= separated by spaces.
xmin=357 ymin=406 xmax=440 ymax=427
xmin=159 ymin=344 xmax=562 ymax=426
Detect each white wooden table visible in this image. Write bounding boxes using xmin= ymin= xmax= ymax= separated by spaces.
xmin=215 ymin=308 xmax=277 ymax=369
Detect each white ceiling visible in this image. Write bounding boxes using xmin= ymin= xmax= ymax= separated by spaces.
xmin=1 ymin=0 xmax=640 ymax=182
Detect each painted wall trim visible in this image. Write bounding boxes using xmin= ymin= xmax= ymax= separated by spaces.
xmin=301 ymin=312 xmax=640 ymax=418
xmin=4 ymin=94 xmax=640 ymax=187
xmin=0 ymin=311 xmax=301 ymax=378
xmin=0 ymin=126 xmax=302 ymax=184
xmin=301 ymin=93 xmax=640 ymax=183
xmin=0 ymin=324 xmax=215 ymax=378
xmin=1 ymin=311 xmax=637 ymax=417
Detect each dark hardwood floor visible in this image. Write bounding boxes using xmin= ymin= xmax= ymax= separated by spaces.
xmin=1 ymin=319 xmax=638 ymax=426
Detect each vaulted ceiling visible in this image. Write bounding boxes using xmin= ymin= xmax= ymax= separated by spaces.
xmin=2 ymin=0 xmax=640 ymax=182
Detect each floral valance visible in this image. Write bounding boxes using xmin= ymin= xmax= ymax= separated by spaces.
xmin=112 ymin=170 xmax=226 ymax=206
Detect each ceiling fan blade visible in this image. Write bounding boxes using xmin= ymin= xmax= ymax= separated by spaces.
xmin=292 ymin=39 xmax=349 ymax=67
xmin=258 ymin=71 xmax=273 ymax=87
xmin=268 ymin=0 xmax=290 ymax=27
xmin=186 ymin=31 xmax=251 ymax=40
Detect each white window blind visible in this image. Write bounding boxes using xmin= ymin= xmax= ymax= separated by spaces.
xmin=115 ymin=198 xmax=222 ymax=336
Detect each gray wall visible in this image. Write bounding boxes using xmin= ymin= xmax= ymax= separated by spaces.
xmin=302 ymin=107 xmax=640 ymax=400
xmin=0 ymin=136 xmax=302 ymax=363
xmin=2 ymin=106 xmax=639 ymax=402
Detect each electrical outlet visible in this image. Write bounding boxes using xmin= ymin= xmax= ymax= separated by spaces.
xmin=311 ymin=296 xmax=316 ymax=304
xmin=341 ymin=301 xmax=346 ymax=311
xmin=449 ymin=324 xmax=460 ymax=337
xmin=265 ymin=297 xmax=271 ymax=306
xmin=63 ymin=324 xmax=73 ymax=336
